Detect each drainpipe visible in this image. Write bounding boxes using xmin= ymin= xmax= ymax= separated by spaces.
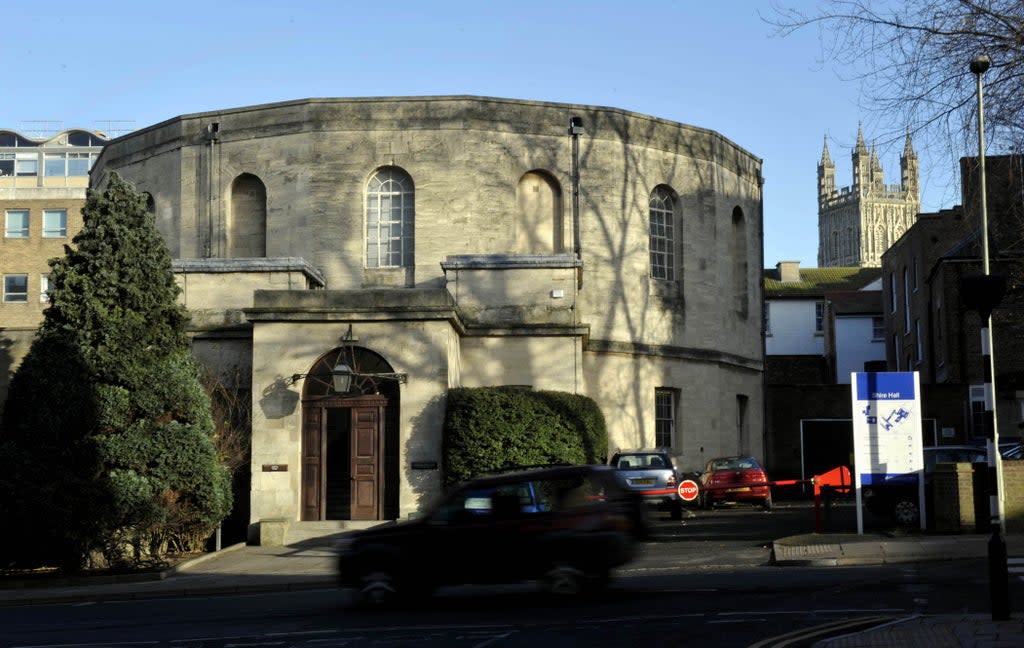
xmin=569 ymin=116 xmax=584 ymax=289
xmin=205 ymin=122 xmax=219 ymax=257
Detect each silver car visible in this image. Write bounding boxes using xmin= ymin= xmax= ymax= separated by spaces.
xmin=609 ymin=449 xmax=683 ymax=520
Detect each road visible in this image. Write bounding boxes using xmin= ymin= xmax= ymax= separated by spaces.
xmin=1 ymin=500 xmax=1018 ymax=648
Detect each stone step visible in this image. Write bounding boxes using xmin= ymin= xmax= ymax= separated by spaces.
xmin=285 ymin=520 xmax=387 ymax=546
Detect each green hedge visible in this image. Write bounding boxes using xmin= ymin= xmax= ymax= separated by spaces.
xmin=441 ymin=387 xmax=608 ymax=488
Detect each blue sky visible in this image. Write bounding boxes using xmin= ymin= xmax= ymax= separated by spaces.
xmin=2 ymin=0 xmax=967 ymax=268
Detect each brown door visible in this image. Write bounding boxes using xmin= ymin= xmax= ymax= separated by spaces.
xmin=351 ymin=406 xmax=382 ymax=520
xmin=301 ymin=406 xmax=324 ymax=521
xmin=302 ymin=395 xmax=386 ymax=521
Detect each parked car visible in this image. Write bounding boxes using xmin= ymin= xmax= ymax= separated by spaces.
xmin=697 ymin=455 xmax=773 ymax=510
xmin=609 ymin=448 xmax=684 ymax=519
xmin=335 ymin=464 xmax=647 ymax=607
xmin=968 ymin=436 xmax=1023 ymax=459
xmin=862 ymin=445 xmax=989 ymax=526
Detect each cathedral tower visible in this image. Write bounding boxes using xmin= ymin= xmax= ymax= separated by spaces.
xmin=817 ymin=127 xmax=920 ymax=267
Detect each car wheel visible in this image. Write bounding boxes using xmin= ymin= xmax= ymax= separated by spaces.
xmin=701 ymin=493 xmax=714 ymax=510
xmin=545 ymin=564 xmax=584 ymax=596
xmin=583 ymin=570 xmax=610 ymax=595
xmin=893 ymin=499 xmax=919 ymax=526
xmin=761 ymin=496 xmax=773 ymax=511
xmin=358 ymin=567 xmax=400 ymax=607
xmin=670 ymin=501 xmax=683 ymax=520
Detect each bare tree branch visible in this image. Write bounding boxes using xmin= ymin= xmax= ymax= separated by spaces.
xmin=765 ymin=0 xmax=1024 ymax=163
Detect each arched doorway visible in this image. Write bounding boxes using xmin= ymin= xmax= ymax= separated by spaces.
xmin=299 ymin=346 xmax=401 ymax=521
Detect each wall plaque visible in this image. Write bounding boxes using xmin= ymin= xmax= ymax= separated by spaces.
xmin=262 ymin=464 xmax=288 ymax=472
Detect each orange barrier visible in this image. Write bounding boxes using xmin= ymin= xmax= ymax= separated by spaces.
xmin=770 ymin=466 xmax=852 ymax=533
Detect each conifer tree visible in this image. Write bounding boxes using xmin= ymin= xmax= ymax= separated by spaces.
xmin=0 ymin=174 xmax=231 ymax=571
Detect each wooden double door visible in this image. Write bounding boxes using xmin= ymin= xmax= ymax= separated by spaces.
xmin=301 ymin=394 xmax=386 ymax=521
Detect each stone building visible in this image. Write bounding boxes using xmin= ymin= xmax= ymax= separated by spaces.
xmin=85 ymin=96 xmax=765 ymax=539
xmin=818 ymin=127 xmax=920 ymax=267
xmin=882 ymin=155 xmax=1024 ymax=443
xmin=0 ymin=127 xmax=107 ymax=407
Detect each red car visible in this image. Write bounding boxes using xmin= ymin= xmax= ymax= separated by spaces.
xmin=698 ymin=455 xmax=772 ymax=510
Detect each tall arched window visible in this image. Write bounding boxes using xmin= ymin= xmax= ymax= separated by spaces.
xmin=367 ymin=167 xmax=414 ymax=268
xmin=732 ymin=206 xmax=748 ymax=317
xmin=228 ymin=173 xmax=267 ymax=257
xmin=649 ymin=186 xmax=676 ymax=281
xmin=515 ymin=170 xmax=563 ymax=253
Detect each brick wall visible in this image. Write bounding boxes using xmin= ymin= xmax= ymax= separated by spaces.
xmin=932 ymin=460 xmax=1024 ymax=532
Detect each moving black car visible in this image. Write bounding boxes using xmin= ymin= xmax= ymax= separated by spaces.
xmin=335 ymin=464 xmax=647 ymax=606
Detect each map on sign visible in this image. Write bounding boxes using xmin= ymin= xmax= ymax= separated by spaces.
xmin=850 ymin=371 xmax=924 ymax=531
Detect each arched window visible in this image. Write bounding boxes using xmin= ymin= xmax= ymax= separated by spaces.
xmin=515 ymin=170 xmax=563 ymax=253
xmin=367 ymin=167 xmax=414 ymax=268
xmin=732 ymin=206 xmax=748 ymax=317
xmin=649 ymin=186 xmax=676 ymax=281
xmin=228 ymin=173 xmax=267 ymax=257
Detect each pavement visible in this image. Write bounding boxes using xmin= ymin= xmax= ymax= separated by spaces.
xmin=1 ymin=530 xmax=1023 ymax=647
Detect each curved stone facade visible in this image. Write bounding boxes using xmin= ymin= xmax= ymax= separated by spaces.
xmin=91 ymin=96 xmax=765 ymax=529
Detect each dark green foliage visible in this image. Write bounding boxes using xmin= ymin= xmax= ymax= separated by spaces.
xmin=0 ymin=174 xmax=231 ymax=571
xmin=441 ymin=387 xmax=608 ymax=488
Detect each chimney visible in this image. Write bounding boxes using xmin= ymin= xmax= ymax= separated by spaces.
xmin=776 ymin=260 xmax=801 ymax=282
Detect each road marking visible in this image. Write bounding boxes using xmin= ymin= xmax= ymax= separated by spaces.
xmin=747 ymin=614 xmax=905 ymax=648
xmin=1009 ymin=557 xmax=1024 ymax=581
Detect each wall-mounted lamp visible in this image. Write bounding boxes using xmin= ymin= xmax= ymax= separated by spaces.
xmin=289 ymin=363 xmax=358 ymax=393
xmin=287 ymin=325 xmax=407 ymax=394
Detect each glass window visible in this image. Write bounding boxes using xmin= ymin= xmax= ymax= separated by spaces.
xmin=366 ymin=168 xmax=414 ymax=268
xmin=815 ymin=301 xmax=825 ymax=333
xmin=655 ymin=389 xmax=675 ymax=448
xmin=970 ymin=385 xmax=988 ymax=438
xmin=890 ymin=273 xmax=897 ymax=312
xmin=44 ymin=154 xmax=66 ymax=176
xmin=40 ymin=274 xmax=50 ymax=303
xmin=42 ymin=209 xmax=67 ymax=237
xmin=872 ymin=316 xmax=885 ymax=340
xmin=5 ymin=210 xmax=29 ymax=237
xmin=0 ymin=152 xmax=13 ymax=176
xmin=915 ymin=319 xmax=923 ymax=365
xmin=3 ymin=274 xmax=28 ymax=303
xmin=15 ymin=152 xmax=38 ymax=176
xmin=903 ymin=268 xmax=911 ymax=332
xmin=763 ymin=301 xmax=771 ymax=335
xmin=67 ymin=152 xmax=92 ymax=176
xmin=649 ymin=187 xmax=675 ymax=281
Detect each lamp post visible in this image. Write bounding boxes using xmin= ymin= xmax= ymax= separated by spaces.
xmin=969 ymin=53 xmax=1010 ymax=621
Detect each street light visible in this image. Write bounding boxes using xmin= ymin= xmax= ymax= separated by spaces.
xmin=969 ymin=53 xmax=1010 ymax=621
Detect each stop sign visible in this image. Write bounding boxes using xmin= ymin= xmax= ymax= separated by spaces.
xmin=677 ymin=479 xmax=699 ymax=501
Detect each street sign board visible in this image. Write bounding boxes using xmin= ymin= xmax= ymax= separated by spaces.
xmin=677 ymin=479 xmax=699 ymax=501
xmin=850 ymin=371 xmax=925 ymax=532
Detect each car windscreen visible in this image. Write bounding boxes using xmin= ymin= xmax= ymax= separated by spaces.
xmin=614 ymin=454 xmax=668 ymax=469
xmin=710 ymin=457 xmax=759 ymax=471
